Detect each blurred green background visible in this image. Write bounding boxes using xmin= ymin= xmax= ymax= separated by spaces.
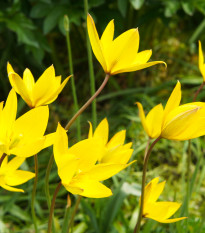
xmin=1 ymin=0 xmax=205 ymax=232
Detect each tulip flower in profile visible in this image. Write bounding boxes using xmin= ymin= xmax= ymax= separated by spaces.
xmin=7 ymin=63 xmax=70 ymax=108
xmin=0 ymin=156 xmax=35 ymax=192
xmin=137 ymin=81 xmax=205 ymax=140
xmin=88 ymin=118 xmax=133 ymax=164
xmin=198 ymin=40 xmax=205 ymax=82
xmin=87 ymin=14 xmax=166 ymax=75
xmin=53 ymin=123 xmax=134 ymax=198
xmin=0 ymin=89 xmax=54 ymax=157
xmin=142 ymin=177 xmax=186 ymax=223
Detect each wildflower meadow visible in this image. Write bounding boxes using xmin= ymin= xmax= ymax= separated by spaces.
xmin=0 ymin=0 xmax=205 ymax=233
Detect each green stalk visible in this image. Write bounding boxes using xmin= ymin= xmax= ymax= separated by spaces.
xmin=31 ymin=154 xmax=38 ymax=233
xmin=64 ymin=15 xmax=81 ymax=141
xmin=67 ymin=196 xmax=82 ymax=233
xmin=48 ymin=182 xmax=62 ymax=233
xmin=84 ymin=0 xmax=97 ymax=129
xmin=134 ymin=137 xmax=161 ymax=233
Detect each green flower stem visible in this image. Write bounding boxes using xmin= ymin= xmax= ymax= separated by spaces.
xmin=31 ymin=154 xmax=38 ymax=233
xmin=48 ymin=182 xmax=62 ymax=233
xmin=65 ymin=74 xmax=110 ymax=131
xmin=64 ymin=15 xmax=81 ymax=141
xmin=185 ymin=82 xmax=205 ymax=219
xmin=193 ymin=82 xmax=205 ymax=102
xmin=45 ymin=154 xmax=56 ymax=233
xmin=0 ymin=153 xmax=6 ymax=167
xmin=67 ymin=196 xmax=82 ymax=233
xmin=84 ymin=0 xmax=97 ymax=129
xmin=134 ymin=137 xmax=161 ymax=233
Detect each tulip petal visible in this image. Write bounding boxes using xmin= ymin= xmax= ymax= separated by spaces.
xmin=85 ymin=161 xmax=135 ymax=181
xmin=150 ymin=217 xmax=187 ymax=223
xmin=136 ymin=102 xmax=150 ymax=136
xmin=69 ymin=175 xmax=112 ymax=198
xmin=199 ymin=40 xmax=205 ymax=81
xmin=88 ymin=121 xmax=93 ymax=138
xmin=5 ymin=170 xmax=35 ymax=186
xmin=164 ymin=81 xmax=181 ymax=117
xmin=146 ymin=103 xmax=163 ymax=138
xmin=0 ymin=89 xmax=17 ymax=141
xmin=23 ymin=68 xmax=35 ymax=94
xmin=12 ymin=106 xmax=49 ymax=143
xmin=87 ymin=14 xmax=107 ymax=72
xmin=112 ymin=61 xmax=166 ymax=75
xmin=111 ymin=29 xmax=139 ymax=73
xmin=94 ymin=118 xmax=109 ymax=145
xmin=0 ymin=183 xmax=24 ymax=192
xmin=5 ymin=157 xmax=25 ymax=172
xmin=107 ymin=130 xmax=126 ymax=149
xmin=7 ymin=63 xmax=32 ymax=106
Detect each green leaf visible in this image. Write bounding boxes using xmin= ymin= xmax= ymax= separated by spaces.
xmin=118 ymin=0 xmax=128 ymax=17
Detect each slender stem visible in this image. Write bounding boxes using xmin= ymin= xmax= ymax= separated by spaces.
xmin=45 ymin=154 xmax=56 ymax=233
xmin=65 ymin=15 xmax=81 ymax=141
xmin=48 ymin=182 xmax=62 ymax=233
xmin=0 ymin=153 xmax=6 ymax=167
xmin=193 ymin=82 xmax=205 ymax=102
xmin=186 ymin=140 xmax=191 ymax=217
xmin=31 ymin=155 xmax=38 ymax=233
xmin=143 ymin=138 xmax=150 ymax=163
xmin=67 ymin=196 xmax=82 ymax=233
xmin=134 ymin=137 xmax=161 ymax=233
xmin=84 ymin=0 xmax=97 ymax=129
xmin=65 ymin=74 xmax=110 ymax=131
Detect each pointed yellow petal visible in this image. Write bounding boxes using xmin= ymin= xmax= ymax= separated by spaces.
xmin=111 ymin=29 xmax=139 ymax=73
xmin=5 ymin=170 xmax=35 ymax=186
xmin=0 ymin=183 xmax=24 ymax=192
xmin=164 ymin=81 xmax=181 ymax=117
xmin=112 ymin=61 xmax=166 ymax=75
xmin=5 ymin=157 xmax=25 ymax=172
xmin=43 ymin=132 xmax=56 ymax=149
xmin=69 ymin=175 xmax=112 ymax=198
xmin=146 ymin=104 xmax=164 ymax=138
xmin=107 ymin=130 xmax=126 ymax=149
xmin=87 ymin=14 xmax=107 ymax=72
xmin=148 ymin=181 xmax=166 ymax=203
xmin=144 ymin=202 xmax=182 ymax=221
xmin=0 ymin=89 xmax=17 ymax=141
xmin=68 ymin=138 xmax=100 ymax=172
xmin=12 ymin=106 xmax=49 ymax=143
xmin=7 ymin=63 xmax=32 ymax=107
xmin=23 ymin=68 xmax=35 ymax=93
xmin=35 ymin=75 xmax=70 ymax=107
xmin=136 ymin=102 xmax=149 ymax=136
xmin=88 ymin=121 xmax=93 ymax=138
xmin=150 ymin=217 xmax=187 ymax=223
xmin=10 ymin=138 xmax=45 ymax=157
xmin=85 ymin=161 xmax=135 ymax=181
xmin=94 ymin=118 xmax=109 ymax=145
xmin=198 ymin=40 xmax=205 ymax=81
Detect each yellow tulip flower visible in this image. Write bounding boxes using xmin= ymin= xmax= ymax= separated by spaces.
xmin=0 ymin=89 xmax=54 ymax=157
xmin=199 ymin=40 xmax=205 ymax=81
xmin=87 ymin=14 xmax=166 ymax=75
xmin=54 ymin=123 xmax=134 ymax=198
xmin=0 ymin=156 xmax=35 ymax=192
xmin=137 ymin=81 xmax=205 ymax=140
xmin=143 ymin=177 xmax=186 ymax=223
xmin=88 ymin=118 xmax=133 ymax=164
xmin=7 ymin=63 xmax=70 ymax=108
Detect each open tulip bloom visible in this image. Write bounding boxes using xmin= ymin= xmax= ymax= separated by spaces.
xmin=142 ymin=177 xmax=186 ymax=223
xmin=137 ymin=81 xmax=205 ymax=140
xmin=199 ymin=40 xmax=205 ymax=82
xmin=87 ymin=14 xmax=166 ymax=75
xmin=7 ymin=63 xmax=70 ymax=108
xmin=0 ymin=156 xmax=35 ymax=192
xmin=88 ymin=118 xmax=133 ymax=164
xmin=0 ymin=89 xmax=54 ymax=157
xmin=54 ymin=123 xmax=135 ymax=198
